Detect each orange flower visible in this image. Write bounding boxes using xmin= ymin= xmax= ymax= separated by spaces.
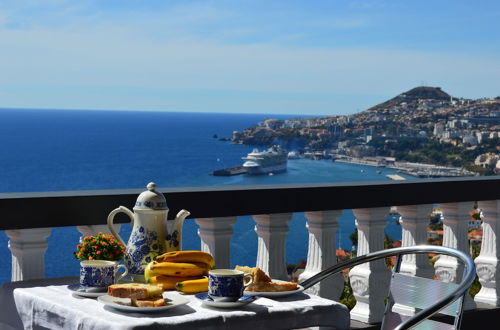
xmin=74 ymin=233 xmax=125 ymax=261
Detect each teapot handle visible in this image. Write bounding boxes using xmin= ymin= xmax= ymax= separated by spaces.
xmin=107 ymin=206 xmax=134 ymax=246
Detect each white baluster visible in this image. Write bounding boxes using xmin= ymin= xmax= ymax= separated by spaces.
xmin=196 ymin=217 xmax=237 ymax=269
xmin=474 ymin=200 xmax=500 ymax=306
xmin=253 ymin=213 xmax=292 ymax=281
xmin=397 ymin=204 xmax=435 ymax=278
xmin=349 ymin=207 xmax=391 ymax=324
xmin=298 ymin=210 xmax=343 ymax=300
xmin=6 ymin=228 xmax=52 ymax=281
xmin=434 ymin=202 xmax=476 ymax=310
xmin=77 ymin=225 xmax=119 ymax=240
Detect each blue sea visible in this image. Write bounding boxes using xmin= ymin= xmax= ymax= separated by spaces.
xmin=0 ymin=108 xmax=404 ymax=284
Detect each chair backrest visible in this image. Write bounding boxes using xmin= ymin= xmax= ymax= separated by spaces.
xmin=382 ymin=272 xmax=462 ymax=330
xmin=300 ymin=245 xmax=475 ymax=330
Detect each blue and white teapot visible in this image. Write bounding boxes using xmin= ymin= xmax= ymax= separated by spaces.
xmin=107 ymin=182 xmax=190 ymax=282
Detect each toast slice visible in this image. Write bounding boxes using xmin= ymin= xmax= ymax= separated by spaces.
xmin=235 ymin=265 xmax=298 ymax=292
xmin=245 ymin=281 xmax=298 ymax=292
xmin=107 ymin=283 xmax=163 ymax=300
xmin=131 ymin=297 xmax=167 ymax=307
xmin=235 ymin=265 xmax=272 ymax=283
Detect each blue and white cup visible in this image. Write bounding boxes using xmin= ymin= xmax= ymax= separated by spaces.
xmin=208 ymin=269 xmax=254 ymax=302
xmin=79 ymin=260 xmax=128 ymax=291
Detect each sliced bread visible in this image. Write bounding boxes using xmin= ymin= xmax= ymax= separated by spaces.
xmin=107 ymin=283 xmax=163 ymax=300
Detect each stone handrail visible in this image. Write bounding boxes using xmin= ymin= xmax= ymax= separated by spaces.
xmin=1 ymin=176 xmax=500 ymax=325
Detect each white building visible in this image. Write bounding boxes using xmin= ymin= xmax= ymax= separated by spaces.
xmin=463 ymin=135 xmax=478 ymax=146
xmin=476 ymin=132 xmax=490 ymax=144
xmin=433 ymin=123 xmax=445 ymax=137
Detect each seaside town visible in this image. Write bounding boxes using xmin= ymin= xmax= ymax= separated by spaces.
xmin=229 ymin=87 xmax=496 ymax=296
xmin=231 ymin=86 xmax=500 ymax=178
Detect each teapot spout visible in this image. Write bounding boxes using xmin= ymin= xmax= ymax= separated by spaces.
xmin=175 ymin=209 xmax=191 ymax=223
xmin=166 ymin=209 xmax=191 ymax=252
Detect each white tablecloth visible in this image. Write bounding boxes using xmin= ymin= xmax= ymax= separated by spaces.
xmin=12 ymin=281 xmax=350 ymax=330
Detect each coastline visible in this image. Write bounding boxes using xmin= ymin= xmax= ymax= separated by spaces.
xmin=333 ymin=155 xmax=476 ymax=178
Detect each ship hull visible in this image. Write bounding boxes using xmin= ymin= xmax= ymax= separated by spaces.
xmin=244 ymin=163 xmax=287 ymax=175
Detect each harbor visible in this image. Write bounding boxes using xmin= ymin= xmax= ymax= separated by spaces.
xmin=333 ymin=155 xmax=476 ymax=178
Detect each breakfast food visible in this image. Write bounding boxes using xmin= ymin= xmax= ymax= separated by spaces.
xmin=246 ymin=281 xmax=299 ymax=292
xmin=147 ymin=261 xmax=209 ymax=277
xmin=155 ymin=250 xmax=215 ymax=269
xmin=144 ymin=251 xmax=214 ymax=293
xmin=175 ymin=277 xmax=209 ymax=294
xmin=108 ymin=283 xmax=163 ymax=299
xmin=149 ymin=275 xmax=201 ymax=290
xmin=131 ymin=297 xmax=167 ymax=308
xmin=235 ymin=265 xmax=272 ymax=284
xmin=235 ymin=265 xmax=298 ymax=292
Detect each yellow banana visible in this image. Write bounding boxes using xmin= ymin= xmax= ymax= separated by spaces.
xmin=176 ymin=277 xmax=209 ymax=294
xmin=149 ymin=261 xmax=208 ymax=277
xmin=155 ymin=250 xmax=215 ymax=269
xmin=144 ymin=261 xmax=157 ymax=283
xmin=149 ymin=275 xmax=202 ymax=290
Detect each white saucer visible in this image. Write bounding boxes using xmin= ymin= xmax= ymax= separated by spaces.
xmin=97 ymin=292 xmax=189 ymax=313
xmin=67 ymin=284 xmax=108 ymax=298
xmin=195 ymin=292 xmax=257 ymax=308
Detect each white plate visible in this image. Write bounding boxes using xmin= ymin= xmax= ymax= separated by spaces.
xmin=195 ymin=292 xmax=257 ymax=308
xmin=97 ymin=292 xmax=189 ymax=312
xmin=243 ymin=280 xmax=304 ymax=297
xmin=67 ymin=284 xmax=108 ymax=298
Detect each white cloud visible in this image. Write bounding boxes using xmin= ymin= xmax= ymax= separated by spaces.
xmin=1 ymin=26 xmax=497 ymax=95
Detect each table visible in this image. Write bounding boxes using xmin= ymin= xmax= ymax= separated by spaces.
xmin=10 ymin=279 xmax=350 ymax=330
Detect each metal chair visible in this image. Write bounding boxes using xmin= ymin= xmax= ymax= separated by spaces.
xmin=300 ymin=245 xmax=476 ymax=330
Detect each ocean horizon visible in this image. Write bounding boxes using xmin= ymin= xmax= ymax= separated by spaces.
xmin=0 ymin=108 xmax=405 ymax=284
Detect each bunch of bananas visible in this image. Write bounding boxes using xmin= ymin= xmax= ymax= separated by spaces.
xmin=145 ymin=250 xmax=214 ymax=294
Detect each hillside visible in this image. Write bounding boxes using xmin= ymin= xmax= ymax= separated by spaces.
xmin=364 ymin=86 xmax=452 ymax=113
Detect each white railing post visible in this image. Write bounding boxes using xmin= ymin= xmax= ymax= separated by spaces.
xmin=397 ymin=204 xmax=435 ymax=278
xmin=349 ymin=207 xmax=391 ymax=324
xmin=299 ymin=210 xmax=344 ymax=300
xmin=6 ymin=228 xmax=52 ymax=281
xmin=196 ymin=217 xmax=237 ymax=269
xmin=434 ymin=202 xmax=476 ymax=310
xmin=253 ymin=213 xmax=292 ymax=281
xmin=474 ymin=200 xmax=500 ymax=306
xmin=77 ymin=225 xmax=119 ymax=238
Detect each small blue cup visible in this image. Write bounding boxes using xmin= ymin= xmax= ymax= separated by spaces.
xmin=80 ymin=260 xmax=127 ymax=291
xmin=208 ymin=269 xmax=254 ymax=302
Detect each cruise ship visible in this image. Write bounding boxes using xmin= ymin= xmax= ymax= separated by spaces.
xmin=242 ymin=145 xmax=288 ymax=175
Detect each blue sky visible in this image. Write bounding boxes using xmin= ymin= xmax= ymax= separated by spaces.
xmin=0 ymin=0 xmax=499 ymax=115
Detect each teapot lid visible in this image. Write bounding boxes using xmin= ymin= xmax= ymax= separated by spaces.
xmin=134 ymin=182 xmax=168 ymax=210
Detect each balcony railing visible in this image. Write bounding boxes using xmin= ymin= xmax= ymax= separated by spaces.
xmin=1 ymin=176 xmax=500 ymax=326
